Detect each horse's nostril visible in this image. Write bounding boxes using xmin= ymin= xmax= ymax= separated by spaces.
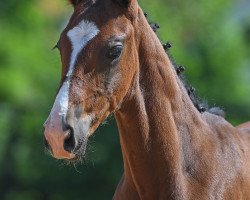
xmin=64 ymin=127 xmax=76 ymax=153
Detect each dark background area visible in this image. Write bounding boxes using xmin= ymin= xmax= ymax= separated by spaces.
xmin=0 ymin=0 xmax=249 ymax=199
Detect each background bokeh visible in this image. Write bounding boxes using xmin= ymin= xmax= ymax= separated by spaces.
xmin=0 ymin=0 xmax=249 ymax=199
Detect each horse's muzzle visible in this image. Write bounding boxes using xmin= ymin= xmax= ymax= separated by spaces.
xmin=43 ymin=115 xmax=77 ymax=160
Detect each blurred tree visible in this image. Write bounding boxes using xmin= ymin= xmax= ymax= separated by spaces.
xmin=0 ymin=0 xmax=249 ymax=199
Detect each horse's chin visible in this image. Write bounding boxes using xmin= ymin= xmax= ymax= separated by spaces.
xmin=70 ymin=138 xmax=88 ymax=162
xmin=64 ymin=154 xmax=84 ymax=164
xmin=62 ymin=150 xmax=86 ymax=164
xmin=54 ymin=137 xmax=88 ymax=163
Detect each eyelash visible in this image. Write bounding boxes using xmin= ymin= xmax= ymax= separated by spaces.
xmin=52 ymin=41 xmax=60 ymax=50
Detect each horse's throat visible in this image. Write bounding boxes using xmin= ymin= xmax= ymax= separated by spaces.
xmin=115 ymin=89 xmax=187 ymax=198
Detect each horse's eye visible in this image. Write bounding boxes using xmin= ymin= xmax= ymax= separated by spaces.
xmin=106 ymin=45 xmax=123 ymax=60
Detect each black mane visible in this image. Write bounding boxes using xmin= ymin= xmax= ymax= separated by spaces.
xmin=145 ymin=12 xmax=225 ymax=118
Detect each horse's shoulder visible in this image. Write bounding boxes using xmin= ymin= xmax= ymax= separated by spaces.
xmin=202 ymin=111 xmax=230 ymax=129
xmin=236 ymin=121 xmax=250 ymax=130
xmin=236 ymin=122 xmax=250 ymax=143
xmin=202 ymin=112 xmax=247 ymax=140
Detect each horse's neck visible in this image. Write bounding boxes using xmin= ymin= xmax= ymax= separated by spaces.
xmin=115 ymin=9 xmax=206 ymax=198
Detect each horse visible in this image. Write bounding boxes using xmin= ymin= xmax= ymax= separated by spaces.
xmin=43 ymin=0 xmax=250 ymax=199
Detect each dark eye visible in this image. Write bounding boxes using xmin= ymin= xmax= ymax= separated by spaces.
xmin=106 ymin=45 xmax=123 ymax=60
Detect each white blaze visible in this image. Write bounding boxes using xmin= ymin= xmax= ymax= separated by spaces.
xmin=46 ymin=80 xmax=70 ymax=124
xmin=49 ymin=20 xmax=100 ymax=120
xmin=58 ymin=80 xmax=70 ymax=116
xmin=66 ymin=20 xmax=100 ymax=76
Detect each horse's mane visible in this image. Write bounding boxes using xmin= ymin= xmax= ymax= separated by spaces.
xmin=145 ymin=12 xmax=225 ymax=118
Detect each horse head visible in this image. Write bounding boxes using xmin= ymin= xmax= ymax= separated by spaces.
xmin=44 ymin=0 xmax=140 ymax=160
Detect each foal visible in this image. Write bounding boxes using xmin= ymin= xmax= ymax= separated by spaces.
xmin=43 ymin=0 xmax=250 ymax=199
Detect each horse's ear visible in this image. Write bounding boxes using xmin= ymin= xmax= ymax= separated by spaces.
xmin=68 ymin=0 xmax=81 ymax=6
xmin=113 ymin=0 xmax=135 ymax=7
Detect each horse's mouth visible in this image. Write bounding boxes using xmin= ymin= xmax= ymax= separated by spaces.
xmin=64 ymin=154 xmax=82 ymax=163
xmin=44 ymin=136 xmax=88 ymax=163
xmin=65 ymin=147 xmax=87 ymax=164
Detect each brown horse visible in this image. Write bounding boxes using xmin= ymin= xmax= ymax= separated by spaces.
xmin=43 ymin=0 xmax=250 ymax=199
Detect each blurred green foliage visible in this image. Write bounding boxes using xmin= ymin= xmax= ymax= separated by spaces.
xmin=0 ymin=0 xmax=249 ymax=199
